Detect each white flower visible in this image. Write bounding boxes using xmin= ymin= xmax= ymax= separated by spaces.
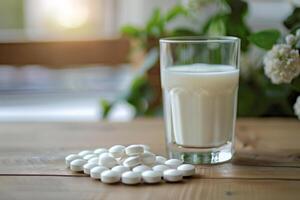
xmin=294 ymin=96 xmax=300 ymax=119
xmin=285 ymin=34 xmax=297 ymax=46
xmin=263 ymin=44 xmax=300 ymax=84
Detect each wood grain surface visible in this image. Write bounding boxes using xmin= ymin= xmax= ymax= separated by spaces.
xmin=0 ymin=176 xmax=299 ymax=200
xmin=0 ymin=118 xmax=299 ymax=199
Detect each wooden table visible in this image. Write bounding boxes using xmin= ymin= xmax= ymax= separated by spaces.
xmin=0 ymin=118 xmax=299 ymax=200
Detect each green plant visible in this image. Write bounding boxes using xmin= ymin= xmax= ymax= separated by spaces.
xmin=101 ymin=0 xmax=300 ymax=119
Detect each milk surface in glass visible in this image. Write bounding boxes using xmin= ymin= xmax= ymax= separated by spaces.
xmin=162 ymin=63 xmax=239 ymax=148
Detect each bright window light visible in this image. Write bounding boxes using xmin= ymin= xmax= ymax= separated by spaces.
xmin=44 ymin=0 xmax=89 ymax=29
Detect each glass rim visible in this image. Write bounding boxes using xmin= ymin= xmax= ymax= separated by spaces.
xmin=160 ymin=36 xmax=240 ymax=44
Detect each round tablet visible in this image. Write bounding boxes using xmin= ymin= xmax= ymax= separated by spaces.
xmin=83 ymin=154 xmax=97 ymax=161
xmin=155 ymin=156 xmax=167 ymax=165
xmin=116 ymin=155 xmax=128 ymax=165
xmin=142 ymin=170 xmax=162 ymax=184
xmin=78 ymin=150 xmax=93 ymax=157
xmin=99 ymin=153 xmax=118 ymax=168
xmin=165 ymin=159 xmax=183 ymax=168
xmin=111 ymin=165 xmax=130 ymax=175
xmin=94 ymin=148 xmax=108 ymax=155
xmin=125 ymin=145 xmax=144 ymax=156
xmin=132 ymin=165 xmax=151 ymax=174
xmin=141 ymin=152 xmax=156 ymax=165
xmin=109 ymin=145 xmax=125 ymax=158
xmin=152 ymin=165 xmax=170 ymax=176
xmin=83 ymin=163 xmax=98 ymax=175
xmin=65 ymin=154 xmax=81 ymax=167
xmin=101 ymin=170 xmax=120 ymax=184
xmin=99 ymin=152 xmax=110 ymax=159
xmin=177 ymin=164 xmax=196 ymax=177
xmin=88 ymin=157 xmax=99 ymax=164
xmin=121 ymin=171 xmax=141 ymax=185
xmin=163 ymin=169 xmax=183 ymax=182
xmin=90 ymin=166 xmax=108 ymax=179
xmin=138 ymin=144 xmax=150 ymax=151
xmin=123 ymin=156 xmax=141 ymax=168
xmin=70 ymin=159 xmax=87 ymax=172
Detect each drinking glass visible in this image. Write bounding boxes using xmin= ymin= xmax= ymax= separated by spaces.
xmin=160 ymin=36 xmax=240 ymax=164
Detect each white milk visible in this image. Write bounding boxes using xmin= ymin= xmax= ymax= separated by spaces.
xmin=161 ymin=64 xmax=239 ymax=148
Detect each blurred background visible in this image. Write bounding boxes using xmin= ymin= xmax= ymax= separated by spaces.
xmin=0 ymin=0 xmax=298 ymax=122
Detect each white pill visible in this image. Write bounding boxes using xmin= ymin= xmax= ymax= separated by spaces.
xmin=99 ymin=153 xmax=118 ymax=168
xmin=138 ymin=144 xmax=151 ymax=151
xmin=78 ymin=150 xmax=93 ymax=157
xmin=125 ymin=145 xmax=144 ymax=156
xmin=83 ymin=163 xmax=98 ymax=175
xmin=111 ymin=165 xmax=130 ymax=175
xmin=132 ymin=165 xmax=151 ymax=174
xmin=141 ymin=152 xmax=156 ymax=165
xmin=70 ymin=159 xmax=87 ymax=172
xmin=123 ymin=156 xmax=141 ymax=168
xmin=165 ymin=159 xmax=183 ymax=168
xmin=65 ymin=154 xmax=81 ymax=167
xmin=155 ymin=156 xmax=167 ymax=165
xmin=88 ymin=157 xmax=99 ymax=164
xmin=142 ymin=170 xmax=162 ymax=184
xmin=94 ymin=148 xmax=108 ymax=155
xmin=163 ymin=169 xmax=183 ymax=182
xmin=90 ymin=166 xmax=108 ymax=179
xmin=99 ymin=152 xmax=109 ymax=158
xmin=177 ymin=164 xmax=196 ymax=177
xmin=121 ymin=171 xmax=141 ymax=185
xmin=109 ymin=145 xmax=125 ymax=158
xmin=101 ymin=170 xmax=120 ymax=184
xmin=83 ymin=154 xmax=97 ymax=160
xmin=152 ymin=165 xmax=170 ymax=176
xmin=116 ymin=155 xmax=128 ymax=165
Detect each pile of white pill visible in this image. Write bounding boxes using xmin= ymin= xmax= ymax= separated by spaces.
xmin=65 ymin=144 xmax=196 ymax=185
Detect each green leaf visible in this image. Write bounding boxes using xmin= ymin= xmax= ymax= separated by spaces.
xmin=146 ymin=8 xmax=163 ymax=36
xmin=248 ymin=29 xmax=280 ymax=50
xmin=125 ymin=75 xmax=154 ymax=115
xmin=284 ymin=7 xmax=300 ymax=31
xmin=121 ymin=25 xmax=140 ymax=37
xmin=171 ymin=27 xmax=198 ymax=36
xmin=204 ymin=15 xmax=226 ymax=36
xmin=165 ymin=5 xmax=187 ymax=22
xmin=227 ymin=22 xmax=250 ymax=51
xmin=225 ymin=0 xmax=248 ymax=19
xmin=202 ymin=14 xmax=222 ymax=34
xmin=291 ymin=76 xmax=300 ymax=92
xmin=202 ymin=0 xmax=252 ymax=52
xmin=127 ymin=75 xmax=148 ymax=100
xmin=100 ymin=99 xmax=113 ymax=118
xmin=221 ymin=0 xmax=251 ymax=52
xmin=290 ymin=24 xmax=300 ymax=35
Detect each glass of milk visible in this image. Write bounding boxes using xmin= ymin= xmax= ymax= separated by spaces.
xmin=160 ymin=36 xmax=240 ymax=164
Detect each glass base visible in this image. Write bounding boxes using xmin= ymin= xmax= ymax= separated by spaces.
xmin=167 ymin=142 xmax=233 ymax=164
